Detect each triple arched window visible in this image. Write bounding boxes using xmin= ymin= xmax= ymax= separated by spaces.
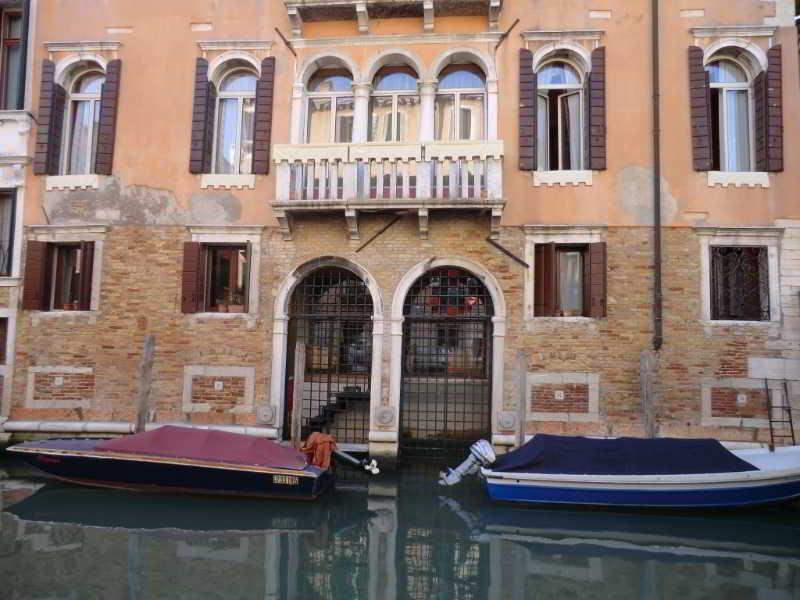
xmin=435 ymin=65 xmax=486 ymax=141
xmin=306 ymin=69 xmax=354 ymax=144
xmin=369 ymin=66 xmax=419 ymax=143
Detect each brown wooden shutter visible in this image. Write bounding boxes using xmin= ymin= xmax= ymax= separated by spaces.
xmin=244 ymin=241 xmax=253 ymax=312
xmin=252 ymin=56 xmax=275 ymax=175
xmin=190 ymin=58 xmax=215 ymax=174
xmin=765 ymin=45 xmax=782 ymax=172
xmin=94 ymin=59 xmax=122 ymax=176
xmin=519 ymin=48 xmax=536 ymax=171
xmin=22 ymin=240 xmax=49 ymax=310
xmin=181 ymin=242 xmax=204 ymax=313
xmin=534 ymin=243 xmax=556 ymax=316
xmin=587 ymin=47 xmax=607 ymax=170
xmin=753 ymin=70 xmax=767 ymax=172
xmin=588 ymin=242 xmax=607 ymax=318
xmin=688 ymin=46 xmax=712 ymax=171
xmin=77 ymin=241 xmax=95 ymax=311
xmin=33 ymin=60 xmax=67 ymax=175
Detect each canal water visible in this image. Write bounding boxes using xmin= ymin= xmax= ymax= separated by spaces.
xmin=1 ymin=457 xmax=799 ymax=599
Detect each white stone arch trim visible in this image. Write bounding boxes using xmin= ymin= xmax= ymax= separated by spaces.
xmin=531 ymin=41 xmax=591 ymax=74
xmin=427 ymin=46 xmax=497 ymax=81
xmin=54 ymin=53 xmax=108 ymax=87
xmin=388 ymin=257 xmax=508 ymax=451
xmin=295 ymin=51 xmax=362 ymax=86
xmin=702 ymin=38 xmax=767 ymax=76
xmin=364 ymin=48 xmax=426 ymax=83
xmin=268 ymin=257 xmax=385 ymax=438
xmin=207 ymin=50 xmax=261 ymax=87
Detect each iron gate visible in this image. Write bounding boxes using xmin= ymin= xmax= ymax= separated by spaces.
xmin=400 ymin=267 xmax=493 ymax=458
xmin=286 ymin=267 xmax=373 ymax=445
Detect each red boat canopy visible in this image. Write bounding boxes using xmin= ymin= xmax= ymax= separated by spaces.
xmin=95 ymin=426 xmax=308 ymax=471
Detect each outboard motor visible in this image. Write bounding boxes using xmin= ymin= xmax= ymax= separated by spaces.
xmin=438 ymin=439 xmax=496 ymax=486
xmin=333 ymin=449 xmax=380 ymax=475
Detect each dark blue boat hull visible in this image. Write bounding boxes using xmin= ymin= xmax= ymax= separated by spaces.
xmin=11 ymin=444 xmax=332 ymax=500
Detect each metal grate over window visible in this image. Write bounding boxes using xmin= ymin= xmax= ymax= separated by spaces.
xmin=400 ymin=267 xmax=493 ymax=458
xmin=288 ymin=267 xmax=373 ymax=444
xmin=710 ymin=246 xmax=769 ymax=321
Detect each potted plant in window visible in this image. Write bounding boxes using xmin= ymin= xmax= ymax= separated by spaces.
xmin=228 ymin=292 xmax=245 ymax=314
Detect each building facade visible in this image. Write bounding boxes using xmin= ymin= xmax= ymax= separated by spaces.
xmin=0 ymin=0 xmax=797 ymax=459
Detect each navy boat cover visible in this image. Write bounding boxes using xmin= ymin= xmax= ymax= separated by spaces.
xmin=492 ymin=435 xmax=759 ymax=475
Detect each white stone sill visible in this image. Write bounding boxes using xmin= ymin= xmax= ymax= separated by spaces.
xmin=533 ymin=170 xmax=593 ymax=187
xmin=31 ymin=310 xmax=98 ymax=325
xmin=187 ymin=312 xmax=258 ymax=328
xmin=707 ymin=171 xmax=770 ymax=188
xmin=703 ymin=319 xmax=778 ymax=327
xmin=200 ymin=174 xmax=256 ymax=190
xmin=527 ymin=412 xmax=600 ymax=422
xmin=528 ymin=316 xmax=599 ymax=322
xmin=45 ymin=174 xmax=102 ymax=191
xmin=0 ymin=277 xmax=21 ymax=287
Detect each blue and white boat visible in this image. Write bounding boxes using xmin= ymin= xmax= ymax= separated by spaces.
xmin=439 ymin=435 xmax=800 ymax=509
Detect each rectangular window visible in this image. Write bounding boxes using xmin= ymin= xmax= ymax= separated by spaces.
xmin=535 ymin=243 xmax=606 ymax=318
xmin=0 ymin=190 xmax=15 ymax=276
xmin=23 ymin=239 xmax=96 ymax=311
xmin=51 ymin=243 xmax=82 ymax=310
xmin=204 ymin=245 xmax=249 ymax=313
xmin=1 ymin=10 xmax=23 ymax=110
xmin=710 ymin=246 xmax=769 ymax=321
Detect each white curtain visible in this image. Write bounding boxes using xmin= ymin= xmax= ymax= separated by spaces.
xmin=68 ymin=100 xmax=94 ymax=174
xmin=0 ymin=194 xmax=13 ymax=276
xmin=239 ymin=98 xmax=255 ymax=174
xmin=564 ymin=92 xmax=581 ymax=169
xmin=537 ymin=95 xmax=548 ymax=170
xmin=215 ymin=98 xmax=238 ymax=174
xmin=558 ymin=251 xmax=583 ymax=316
xmin=724 ymin=90 xmax=750 ymax=171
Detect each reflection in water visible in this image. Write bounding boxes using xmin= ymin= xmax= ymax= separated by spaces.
xmin=1 ymin=459 xmax=800 ymax=599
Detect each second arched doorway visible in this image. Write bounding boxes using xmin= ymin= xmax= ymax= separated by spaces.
xmin=399 ymin=266 xmax=493 ymax=458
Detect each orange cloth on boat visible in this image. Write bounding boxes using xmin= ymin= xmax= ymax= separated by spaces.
xmin=301 ymin=432 xmax=337 ymax=470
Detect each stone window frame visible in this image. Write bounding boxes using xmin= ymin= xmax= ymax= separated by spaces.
xmin=0 ymin=306 xmax=16 ymax=416
xmin=25 ymin=365 xmax=94 ymax=409
xmin=697 ymin=226 xmax=781 ymax=326
xmin=0 ymin=185 xmax=24 ymax=285
xmin=187 ymin=226 xmax=263 ymax=322
xmin=526 ymin=371 xmax=600 ymax=424
xmin=523 ymin=225 xmax=607 ymax=322
xmin=182 ymin=364 xmax=256 ymax=414
xmin=27 ymin=224 xmax=107 ymax=318
xmin=699 ymin=376 xmax=787 ymax=428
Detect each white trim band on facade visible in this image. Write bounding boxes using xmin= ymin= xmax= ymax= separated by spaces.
xmin=707 ymin=171 xmax=770 ymax=188
xmin=1 ymin=420 xmax=133 ymax=434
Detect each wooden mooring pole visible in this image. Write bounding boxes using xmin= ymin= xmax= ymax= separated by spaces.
xmin=136 ymin=335 xmax=155 ymax=434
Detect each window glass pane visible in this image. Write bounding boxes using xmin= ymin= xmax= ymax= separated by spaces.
xmin=7 ymin=15 xmax=22 ymax=38
xmin=369 ymin=96 xmax=393 ymax=142
xmin=207 ymin=246 xmax=248 ymax=312
xmin=558 ymin=250 xmax=583 ymax=316
xmin=308 ymin=70 xmax=353 ymax=93
xmin=537 ymin=94 xmax=549 ymax=170
xmin=397 ymin=94 xmax=419 ymax=142
xmin=67 ymin=100 xmax=93 ymax=174
xmin=559 ymin=92 xmax=581 ymax=169
xmin=74 ymin=72 xmax=104 ymax=94
xmin=373 ymin=70 xmax=417 ymax=91
xmin=0 ymin=192 xmax=14 ymax=276
xmin=707 ymin=60 xmax=747 ymax=84
xmin=438 ymin=67 xmax=485 ymax=90
xmin=55 ymin=246 xmax=81 ymax=310
xmin=220 ymin=71 xmax=256 ymax=93
xmin=306 ymin=97 xmax=332 ymax=143
xmin=239 ymin=97 xmax=255 ymax=174
xmin=537 ymin=62 xmax=580 ymax=86
xmin=459 ymin=93 xmax=484 ymax=140
xmin=214 ymin=97 xmax=238 ymax=174
xmin=434 ymin=94 xmax=455 ymax=140
xmin=2 ymin=43 xmax=21 ymax=109
xmin=90 ymin=100 xmax=100 ymax=171
xmin=723 ymin=90 xmax=750 ymax=172
xmin=335 ymin=96 xmax=354 ymax=143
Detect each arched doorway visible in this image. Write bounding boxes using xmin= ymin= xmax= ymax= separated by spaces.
xmin=285 ymin=267 xmax=374 ymax=445
xmin=399 ymin=267 xmax=493 ymax=458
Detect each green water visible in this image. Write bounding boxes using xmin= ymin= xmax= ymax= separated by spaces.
xmin=1 ymin=458 xmax=799 ymax=599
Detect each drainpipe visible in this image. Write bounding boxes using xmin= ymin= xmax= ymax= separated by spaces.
xmin=651 ymin=0 xmax=663 ymax=351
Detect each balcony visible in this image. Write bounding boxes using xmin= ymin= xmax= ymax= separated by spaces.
xmin=273 ymin=140 xmax=504 ymax=239
xmin=285 ymin=0 xmax=503 ymax=36
xmin=0 ymin=110 xmax=33 ymax=188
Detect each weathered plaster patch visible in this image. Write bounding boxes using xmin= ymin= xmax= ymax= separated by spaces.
xmin=43 ymin=177 xmax=243 ymax=226
xmin=617 ymin=166 xmax=678 ymax=226
xmin=189 ymin=191 xmax=242 ymax=223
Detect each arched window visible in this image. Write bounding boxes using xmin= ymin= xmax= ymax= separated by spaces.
xmin=706 ymin=57 xmax=753 ymax=172
xmin=435 ymin=65 xmax=486 ymax=141
xmin=536 ymin=60 xmax=583 ymax=171
xmin=64 ymin=68 xmax=105 ymax=175
xmin=306 ymin=69 xmax=354 ymax=144
xmin=213 ymin=68 xmax=257 ymax=174
xmin=369 ymin=66 xmax=420 ymax=142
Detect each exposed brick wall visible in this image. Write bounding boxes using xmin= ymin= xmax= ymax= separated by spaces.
xmin=191 ymin=376 xmax=246 ymax=412
xmin=531 ymin=384 xmax=589 ymax=413
xmin=33 ymin=372 xmax=95 ymax=404
xmin=710 ymin=388 xmax=768 ymax=419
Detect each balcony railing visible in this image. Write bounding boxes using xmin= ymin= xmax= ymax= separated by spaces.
xmin=273 ymin=140 xmax=503 ymax=204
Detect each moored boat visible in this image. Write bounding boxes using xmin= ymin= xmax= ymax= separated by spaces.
xmin=439 ymin=434 xmax=800 ymax=509
xmin=5 ymin=425 xmax=376 ymax=500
